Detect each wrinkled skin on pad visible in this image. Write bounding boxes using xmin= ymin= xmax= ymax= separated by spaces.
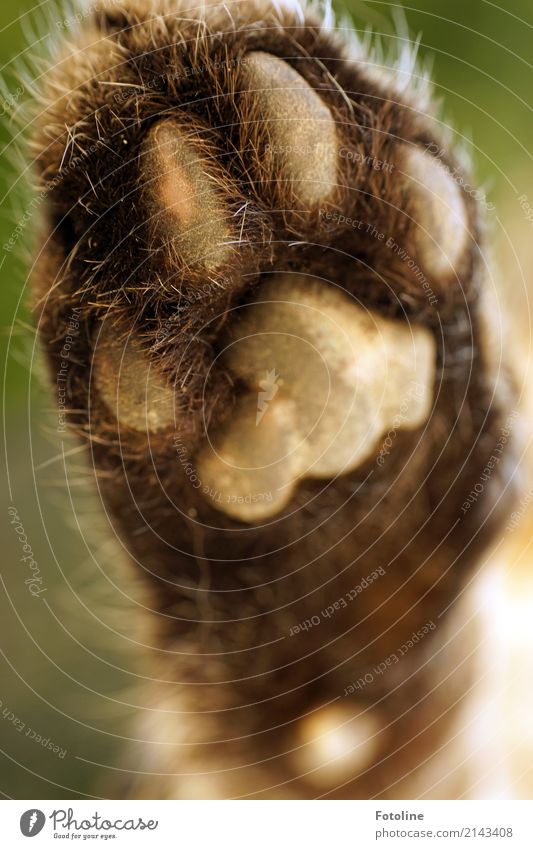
xmin=28 ymin=0 xmax=517 ymax=799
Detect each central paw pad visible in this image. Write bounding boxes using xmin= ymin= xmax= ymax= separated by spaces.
xmin=197 ymin=275 xmax=435 ymax=521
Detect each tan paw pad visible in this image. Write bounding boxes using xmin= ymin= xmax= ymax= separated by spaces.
xmin=402 ymin=146 xmax=470 ymax=279
xmin=141 ymin=121 xmax=230 ymax=270
xmin=196 ymin=274 xmax=435 ymax=522
xmin=242 ymin=52 xmax=338 ymax=207
xmin=93 ymin=322 xmax=175 ymax=432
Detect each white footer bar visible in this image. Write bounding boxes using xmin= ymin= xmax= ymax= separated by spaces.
xmin=2 ymin=800 xmax=533 ymax=848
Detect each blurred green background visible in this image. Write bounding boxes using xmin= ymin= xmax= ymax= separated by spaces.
xmin=1 ymin=0 xmax=532 ymax=799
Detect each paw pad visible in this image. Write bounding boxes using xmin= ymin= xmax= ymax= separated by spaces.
xmin=93 ymin=321 xmax=176 ymax=433
xmin=402 ymin=146 xmax=470 ymax=279
xmin=240 ymin=52 xmax=338 ymax=207
xmin=141 ymin=121 xmax=231 ymax=271
xmin=197 ymin=275 xmax=435 ymax=521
